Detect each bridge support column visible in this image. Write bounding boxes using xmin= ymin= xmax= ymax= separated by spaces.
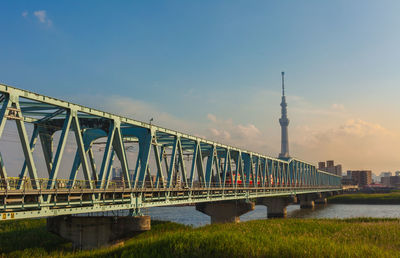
xmin=47 ymin=215 xmax=151 ymax=250
xmin=258 ymin=196 xmax=296 ymax=218
xmin=298 ymin=194 xmax=315 ymax=209
xmin=196 ymin=200 xmax=255 ymax=223
xmin=314 ymin=193 xmax=327 ymax=205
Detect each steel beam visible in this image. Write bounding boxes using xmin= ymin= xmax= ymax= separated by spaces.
xmin=0 ymin=84 xmax=342 ymax=220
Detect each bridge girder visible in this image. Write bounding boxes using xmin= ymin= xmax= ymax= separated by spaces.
xmin=0 ymin=84 xmax=341 ymax=220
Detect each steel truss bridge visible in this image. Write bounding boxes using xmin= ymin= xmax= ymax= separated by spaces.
xmin=0 ymin=84 xmax=341 ymax=220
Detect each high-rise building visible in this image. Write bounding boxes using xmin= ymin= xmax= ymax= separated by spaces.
xmin=331 ymin=164 xmax=342 ymax=176
xmin=380 ymin=171 xmax=392 ymax=186
xmin=279 ymin=71 xmax=290 ymax=159
xmin=381 ymin=176 xmax=391 ymax=186
xmin=381 ymin=175 xmax=400 ymax=188
xmin=318 ymin=160 xmax=342 ymax=176
xmin=326 ymin=160 xmax=334 ymax=167
xmin=389 ymin=176 xmax=400 ymax=188
xmin=380 ymin=171 xmax=392 ymax=178
xmin=347 ymin=170 xmax=372 ymax=187
xmin=341 ymin=174 xmax=355 ymax=185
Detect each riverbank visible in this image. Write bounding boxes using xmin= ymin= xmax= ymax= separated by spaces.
xmin=1 ymin=218 xmax=400 ymax=257
xmin=328 ymin=191 xmax=400 ymax=204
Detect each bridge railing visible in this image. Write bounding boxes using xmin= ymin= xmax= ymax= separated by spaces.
xmin=0 ymin=177 xmax=341 ymax=192
xmin=0 ymin=84 xmax=341 ymax=197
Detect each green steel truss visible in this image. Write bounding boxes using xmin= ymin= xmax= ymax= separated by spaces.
xmin=0 ymin=84 xmax=341 ymax=220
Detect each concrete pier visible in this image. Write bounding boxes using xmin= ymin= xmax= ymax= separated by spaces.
xmin=298 ymin=194 xmax=315 ymax=209
xmin=314 ymin=197 xmax=327 ymax=205
xmin=258 ymin=196 xmax=296 ymax=218
xmin=47 ymin=215 xmax=151 ymax=250
xmin=196 ymin=200 xmax=255 ymax=223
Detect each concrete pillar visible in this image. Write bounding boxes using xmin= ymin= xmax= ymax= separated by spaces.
xmin=196 ymin=200 xmax=255 ymax=223
xmin=314 ymin=197 xmax=327 ymax=205
xmin=47 ymin=215 xmax=151 ymax=250
xmin=258 ymin=196 xmax=296 ymax=218
xmin=298 ymin=194 xmax=315 ymax=209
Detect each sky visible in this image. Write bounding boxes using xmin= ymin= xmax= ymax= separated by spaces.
xmin=1 ymin=0 xmax=400 ymax=175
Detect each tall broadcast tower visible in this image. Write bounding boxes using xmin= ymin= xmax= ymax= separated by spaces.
xmin=279 ymin=71 xmax=290 ymax=159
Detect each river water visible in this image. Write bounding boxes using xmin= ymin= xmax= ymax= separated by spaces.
xmin=142 ymin=204 xmax=400 ymax=227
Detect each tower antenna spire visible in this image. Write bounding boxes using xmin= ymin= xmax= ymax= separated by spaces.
xmin=279 ymin=71 xmax=290 ymax=159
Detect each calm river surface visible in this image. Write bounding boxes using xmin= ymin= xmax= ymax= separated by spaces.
xmin=142 ymin=204 xmax=400 ymax=227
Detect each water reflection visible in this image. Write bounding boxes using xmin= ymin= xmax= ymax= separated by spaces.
xmin=144 ymin=204 xmax=400 ymax=227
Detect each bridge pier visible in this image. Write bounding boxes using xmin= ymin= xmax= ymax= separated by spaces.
xmin=47 ymin=215 xmax=151 ymax=250
xmin=298 ymin=194 xmax=316 ymax=209
xmin=314 ymin=193 xmax=328 ymax=205
xmin=314 ymin=197 xmax=327 ymax=205
xmin=258 ymin=196 xmax=296 ymax=218
xmin=196 ymin=200 xmax=255 ymax=223
xmin=326 ymin=191 xmax=334 ymax=197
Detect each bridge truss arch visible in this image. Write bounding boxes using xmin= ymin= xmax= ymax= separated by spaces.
xmin=0 ymin=84 xmax=341 ymax=220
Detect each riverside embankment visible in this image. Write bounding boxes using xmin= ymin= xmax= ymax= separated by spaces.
xmin=1 ymin=218 xmax=400 ymax=257
xmin=328 ymin=191 xmax=400 ymax=204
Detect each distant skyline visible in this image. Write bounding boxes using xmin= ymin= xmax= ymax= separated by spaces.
xmin=1 ymin=1 xmax=400 ymax=174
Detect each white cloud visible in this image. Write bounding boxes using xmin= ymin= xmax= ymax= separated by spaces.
xmin=205 ymin=113 xmax=272 ymax=152
xmin=337 ymin=119 xmax=391 ymax=137
xmin=209 ymin=128 xmax=231 ymax=141
xmin=207 ymin=114 xmax=217 ymax=123
xmin=209 ymin=128 xmax=231 ymax=140
xmin=292 ymin=118 xmax=400 ymax=173
xmin=34 ymin=10 xmax=46 ymax=22
xmin=236 ymin=124 xmax=261 ymax=138
xmin=33 ymin=10 xmax=52 ymax=26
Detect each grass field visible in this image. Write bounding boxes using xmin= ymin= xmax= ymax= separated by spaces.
xmin=1 ymin=218 xmax=400 ymax=257
xmin=328 ymin=191 xmax=400 ymax=204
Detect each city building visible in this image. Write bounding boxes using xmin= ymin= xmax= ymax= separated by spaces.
xmin=371 ymin=173 xmax=381 ymax=184
xmin=347 ymin=170 xmax=372 ymax=187
xmin=111 ymin=167 xmax=124 ymax=187
xmin=341 ymin=174 xmax=355 ymax=185
xmin=381 ymin=176 xmax=391 ymax=186
xmin=380 ymin=171 xmax=392 ymax=178
xmin=396 ymin=171 xmax=400 ymax=176
xmin=381 ymin=175 xmax=400 ymax=188
xmin=380 ymin=172 xmax=390 ymax=186
xmin=111 ymin=167 xmax=122 ymax=181
xmin=318 ymin=160 xmax=342 ymax=176
xmin=389 ymin=176 xmax=400 ymax=188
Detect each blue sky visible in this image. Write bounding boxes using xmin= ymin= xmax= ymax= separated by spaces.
xmin=1 ymin=1 xmax=400 ymax=174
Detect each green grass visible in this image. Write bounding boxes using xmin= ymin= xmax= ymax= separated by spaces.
xmin=328 ymin=191 xmax=400 ymax=204
xmin=1 ymin=218 xmax=400 ymax=257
